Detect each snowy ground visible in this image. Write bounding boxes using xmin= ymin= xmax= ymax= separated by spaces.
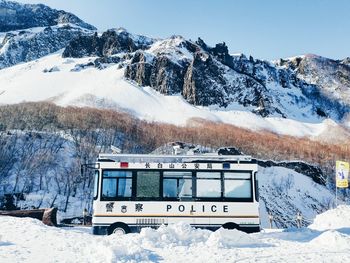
xmin=1 ymin=206 xmax=350 ymax=263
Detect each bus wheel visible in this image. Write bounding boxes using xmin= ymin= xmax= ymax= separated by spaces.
xmin=222 ymin=222 xmax=240 ymax=230
xmin=108 ymin=223 xmax=130 ymax=235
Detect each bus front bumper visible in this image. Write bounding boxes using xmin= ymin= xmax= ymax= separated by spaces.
xmin=92 ymin=225 xmax=109 ymax=235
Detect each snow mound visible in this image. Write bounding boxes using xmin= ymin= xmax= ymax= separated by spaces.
xmin=206 ymin=228 xmax=264 ymax=248
xmin=309 ymin=230 xmax=350 ymax=250
xmin=309 ymin=205 xmax=350 ymax=231
xmin=129 ymin=222 xmax=265 ymax=249
xmin=138 ymin=222 xmax=211 ymax=247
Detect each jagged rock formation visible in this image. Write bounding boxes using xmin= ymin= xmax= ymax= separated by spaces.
xmin=0 ymin=0 xmax=95 ymax=69
xmin=277 ymin=54 xmax=350 ymax=107
xmin=62 ymin=28 xmax=154 ymax=58
xmin=0 ymin=25 xmax=93 ymax=69
xmin=124 ymin=36 xmax=349 ymax=119
xmin=0 ymin=0 xmax=95 ymax=32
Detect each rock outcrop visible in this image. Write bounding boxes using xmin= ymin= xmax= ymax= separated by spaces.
xmin=0 ymin=25 xmax=93 ymax=69
xmin=62 ymin=29 xmax=153 ymax=58
xmin=0 ymin=0 xmax=96 ymax=32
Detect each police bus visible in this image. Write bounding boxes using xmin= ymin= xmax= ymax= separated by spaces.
xmin=91 ymin=153 xmax=260 ymax=235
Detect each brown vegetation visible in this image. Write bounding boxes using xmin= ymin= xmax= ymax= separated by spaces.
xmin=0 ymin=101 xmax=349 ymax=173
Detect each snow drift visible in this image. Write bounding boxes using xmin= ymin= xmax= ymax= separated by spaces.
xmin=309 ymin=205 xmax=350 ymax=231
xmin=2 ymin=206 xmax=350 ymax=262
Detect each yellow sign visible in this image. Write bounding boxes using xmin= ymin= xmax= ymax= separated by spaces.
xmin=336 ymin=161 xmax=349 ymax=188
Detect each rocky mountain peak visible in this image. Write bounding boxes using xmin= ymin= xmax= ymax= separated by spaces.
xmin=0 ymin=0 xmax=96 ymax=32
xmin=276 ymin=54 xmax=350 ymax=107
xmin=196 ymin=37 xmax=230 ymax=62
xmin=62 ymin=28 xmax=154 ymax=58
xmin=340 ymin=57 xmax=350 ymax=66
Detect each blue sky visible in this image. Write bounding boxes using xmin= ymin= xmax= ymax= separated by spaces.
xmin=18 ymin=0 xmax=350 ymax=60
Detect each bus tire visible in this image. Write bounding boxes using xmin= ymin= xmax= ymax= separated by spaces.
xmin=108 ymin=222 xmax=130 ymax=235
xmin=222 ymin=222 xmax=240 ymax=230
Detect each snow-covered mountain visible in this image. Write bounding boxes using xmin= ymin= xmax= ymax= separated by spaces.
xmin=0 ymin=0 xmax=95 ymax=69
xmin=2 ymin=51 xmax=349 ymax=141
xmin=0 ymin=1 xmax=349 ymax=128
xmin=61 ymin=30 xmax=349 ymax=122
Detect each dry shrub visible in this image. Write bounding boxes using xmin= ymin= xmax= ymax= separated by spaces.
xmin=0 ymin=102 xmax=349 ymax=169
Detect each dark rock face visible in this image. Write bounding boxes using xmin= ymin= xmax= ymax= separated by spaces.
xmin=62 ymin=29 xmax=153 ymax=58
xmin=183 ymin=51 xmax=228 ymax=106
xmin=0 ymin=0 xmax=96 ymax=32
xmin=124 ymin=51 xmax=153 ymax=86
xmin=182 ymin=51 xmax=278 ymax=117
xmin=125 ymin=51 xmax=187 ymax=94
xmin=149 ymin=55 xmax=186 ymax=94
xmin=0 ymin=24 xmax=93 ymax=69
xmin=258 ymin=160 xmax=326 ymax=185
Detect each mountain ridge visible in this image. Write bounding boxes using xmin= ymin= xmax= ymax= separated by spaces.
xmin=0 ymin=0 xmax=96 ymax=31
xmin=0 ymin=1 xmax=350 ymax=128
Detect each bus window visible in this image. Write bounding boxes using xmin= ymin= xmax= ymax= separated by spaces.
xmin=196 ymin=172 xmax=221 ymax=198
xmin=163 ymin=171 xmax=192 ymax=198
xmin=93 ymin=170 xmax=99 ymax=200
xmin=137 ymin=171 xmax=160 ymax=198
xmin=223 ymin=172 xmax=252 ymax=198
xmin=102 ymin=170 xmax=132 ymax=199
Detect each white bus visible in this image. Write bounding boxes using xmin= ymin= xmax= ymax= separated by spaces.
xmin=91 ymin=153 xmax=260 ymax=235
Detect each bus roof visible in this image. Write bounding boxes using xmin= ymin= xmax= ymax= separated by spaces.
xmin=98 ymin=154 xmax=254 ymax=164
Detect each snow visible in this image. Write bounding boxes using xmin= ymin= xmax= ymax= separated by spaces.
xmin=309 ymin=205 xmax=350 ymax=231
xmin=308 ymin=230 xmax=350 ymax=251
xmin=0 ymin=52 xmax=344 ymax=141
xmin=2 ymin=206 xmax=350 ymax=263
xmin=147 ymin=36 xmax=193 ymax=62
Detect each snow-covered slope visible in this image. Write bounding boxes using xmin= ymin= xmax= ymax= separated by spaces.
xmin=0 ymin=52 xmax=348 ymax=141
xmin=259 ymin=166 xmax=334 ymax=228
xmin=2 ymin=205 xmax=350 ymax=263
